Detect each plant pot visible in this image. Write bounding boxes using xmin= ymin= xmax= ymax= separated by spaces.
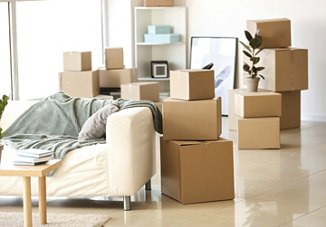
xmin=246 ymin=77 xmax=260 ymax=92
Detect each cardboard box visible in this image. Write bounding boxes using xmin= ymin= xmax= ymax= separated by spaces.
xmin=280 ymin=91 xmax=300 ymax=129
xmin=238 ymin=117 xmax=280 ymax=149
xmin=63 ymin=51 xmax=92 ymax=71
xmin=259 ymin=48 xmax=308 ymax=92
xmin=163 ymin=98 xmax=221 ymax=140
xmin=99 ymin=68 xmax=137 ymax=88
xmin=59 ymin=70 xmax=99 ymax=98
xmin=121 ymin=82 xmax=160 ymax=102
xmin=143 ymin=0 xmax=174 ymax=7
xmin=170 ymin=69 xmax=215 ymax=101
xmin=160 ymin=138 xmax=234 ymax=204
xmin=105 ymin=48 xmax=124 ymax=69
xmin=234 ymin=91 xmax=282 ymax=118
xmin=247 ymin=18 xmax=291 ymax=48
xmin=155 ymin=102 xmax=163 ymax=113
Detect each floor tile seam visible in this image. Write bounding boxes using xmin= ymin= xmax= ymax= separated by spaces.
xmin=278 ymin=204 xmax=326 ymax=226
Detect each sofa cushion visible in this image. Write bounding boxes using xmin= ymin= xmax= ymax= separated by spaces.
xmin=78 ymin=104 xmax=119 ymax=141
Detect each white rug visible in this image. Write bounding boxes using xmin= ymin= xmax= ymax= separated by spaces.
xmin=0 ymin=212 xmax=110 ymax=227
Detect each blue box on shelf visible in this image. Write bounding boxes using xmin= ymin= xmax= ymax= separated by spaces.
xmin=147 ymin=25 xmax=173 ymax=34
xmin=144 ymin=34 xmax=181 ymax=44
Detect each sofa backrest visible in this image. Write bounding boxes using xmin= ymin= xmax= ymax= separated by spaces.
xmin=0 ymin=100 xmax=38 ymax=131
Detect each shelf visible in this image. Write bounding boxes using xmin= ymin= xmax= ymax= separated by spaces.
xmin=136 ymin=42 xmax=185 ymax=46
xmin=138 ymin=77 xmax=170 ymax=81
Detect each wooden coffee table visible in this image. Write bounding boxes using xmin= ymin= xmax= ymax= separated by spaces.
xmin=0 ymin=159 xmax=62 ymax=227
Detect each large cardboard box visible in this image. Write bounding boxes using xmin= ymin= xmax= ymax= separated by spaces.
xmin=238 ymin=117 xmax=280 ymax=149
xmin=259 ymin=48 xmax=308 ymax=92
xmin=247 ymin=18 xmax=291 ymax=48
xmin=105 ymin=48 xmax=124 ymax=69
xmin=143 ymin=0 xmax=174 ymax=7
xmin=160 ymin=138 xmax=234 ymax=204
xmin=170 ymin=69 xmax=215 ymax=101
xmin=63 ymin=51 xmax=92 ymax=71
xmin=280 ymin=91 xmax=301 ymax=129
xmin=163 ymin=98 xmax=221 ymax=140
xmin=99 ymin=68 xmax=137 ymax=88
xmin=121 ymin=82 xmax=160 ymax=102
xmin=234 ymin=91 xmax=282 ymax=118
xmin=59 ymin=70 xmax=99 ymax=98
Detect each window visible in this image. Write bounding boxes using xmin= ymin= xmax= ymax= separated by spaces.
xmin=0 ymin=2 xmax=12 ymax=96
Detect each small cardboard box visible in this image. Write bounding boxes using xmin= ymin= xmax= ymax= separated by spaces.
xmin=105 ymin=48 xmax=124 ymax=69
xmin=163 ymin=97 xmax=221 ymax=140
xmin=121 ymin=82 xmax=160 ymax=102
xmin=99 ymin=68 xmax=136 ymax=88
xmin=247 ymin=18 xmax=291 ymax=48
xmin=160 ymin=137 xmax=234 ymax=204
xmin=280 ymin=91 xmax=301 ymax=129
xmin=63 ymin=51 xmax=92 ymax=71
xmin=143 ymin=0 xmax=174 ymax=7
xmin=259 ymin=48 xmax=308 ymax=92
xmin=170 ymin=69 xmax=215 ymax=101
xmin=59 ymin=70 xmax=99 ymax=98
xmin=234 ymin=91 xmax=282 ymax=118
xmin=238 ymin=117 xmax=280 ymax=149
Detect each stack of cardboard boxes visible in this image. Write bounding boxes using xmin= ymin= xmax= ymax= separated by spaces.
xmin=234 ymin=91 xmax=282 ymax=149
xmin=160 ymin=69 xmax=234 ymax=204
xmin=229 ymin=18 xmax=308 ymax=148
xmin=60 ymin=51 xmax=99 ymax=98
xmin=247 ymin=18 xmax=308 ymax=129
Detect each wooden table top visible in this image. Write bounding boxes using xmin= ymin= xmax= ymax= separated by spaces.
xmin=0 ymin=159 xmax=62 ymax=177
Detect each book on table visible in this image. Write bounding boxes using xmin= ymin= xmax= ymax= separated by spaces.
xmin=13 ymin=149 xmax=54 ymax=166
xmin=15 ymin=148 xmax=54 ymax=158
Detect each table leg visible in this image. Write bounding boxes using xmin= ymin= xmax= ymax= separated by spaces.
xmin=23 ymin=176 xmax=32 ymax=227
xmin=38 ymin=176 xmax=47 ymax=224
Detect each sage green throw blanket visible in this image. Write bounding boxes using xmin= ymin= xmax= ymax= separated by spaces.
xmin=3 ymin=92 xmax=162 ymax=162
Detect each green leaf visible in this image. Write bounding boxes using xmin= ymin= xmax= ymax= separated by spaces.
xmin=259 ymin=74 xmax=265 ymax=80
xmin=243 ymin=50 xmax=252 ymax=58
xmin=245 ymin=30 xmax=253 ymax=42
xmin=256 ymin=66 xmax=265 ymax=72
xmin=252 ymin=57 xmax=260 ymax=64
xmin=239 ymin=41 xmax=252 ymax=53
xmin=255 ymin=48 xmax=264 ymax=55
xmin=243 ymin=63 xmax=250 ymax=72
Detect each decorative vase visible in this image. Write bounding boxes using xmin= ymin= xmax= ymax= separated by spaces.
xmin=246 ymin=77 xmax=260 ymax=92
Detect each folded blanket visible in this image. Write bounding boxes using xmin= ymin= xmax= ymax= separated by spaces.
xmin=3 ymin=92 xmax=162 ymax=169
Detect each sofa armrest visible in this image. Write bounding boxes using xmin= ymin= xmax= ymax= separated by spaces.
xmin=106 ymin=107 xmax=156 ymax=196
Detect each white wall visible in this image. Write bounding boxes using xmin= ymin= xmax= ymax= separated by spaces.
xmin=110 ymin=0 xmax=326 ymax=121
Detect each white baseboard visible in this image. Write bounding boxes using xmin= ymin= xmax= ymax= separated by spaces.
xmin=301 ymin=114 xmax=326 ymax=122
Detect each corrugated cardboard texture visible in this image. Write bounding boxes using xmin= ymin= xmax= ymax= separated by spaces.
xmin=247 ymin=18 xmax=291 ymax=48
xmin=59 ymin=70 xmax=99 ymax=98
xmin=121 ymin=82 xmax=160 ymax=102
xmin=170 ymin=70 xmax=215 ymax=101
xmin=238 ymin=117 xmax=280 ymax=149
xmin=163 ymin=98 xmax=222 ymax=140
xmin=259 ymin=48 xmax=308 ymax=92
xmin=99 ymin=68 xmax=136 ymax=88
xmin=105 ymin=48 xmax=124 ymax=69
xmin=160 ymin=138 xmax=234 ymax=204
xmin=234 ymin=91 xmax=282 ymax=118
xmin=63 ymin=51 xmax=92 ymax=71
xmin=143 ymin=0 xmax=174 ymax=7
xmin=280 ymin=91 xmax=301 ymax=129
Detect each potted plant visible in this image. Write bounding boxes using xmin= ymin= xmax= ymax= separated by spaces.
xmin=240 ymin=30 xmax=265 ymax=91
xmin=0 ymin=94 xmax=9 ymax=162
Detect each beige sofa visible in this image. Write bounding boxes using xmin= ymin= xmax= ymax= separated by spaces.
xmin=0 ymin=100 xmax=156 ymax=210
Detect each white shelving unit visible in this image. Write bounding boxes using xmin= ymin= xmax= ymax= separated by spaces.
xmin=133 ymin=6 xmax=187 ymax=95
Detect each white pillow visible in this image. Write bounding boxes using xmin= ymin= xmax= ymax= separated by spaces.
xmin=78 ymin=104 xmax=119 ymax=141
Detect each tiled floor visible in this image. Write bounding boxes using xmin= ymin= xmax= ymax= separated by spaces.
xmin=1 ymin=119 xmax=326 ymax=226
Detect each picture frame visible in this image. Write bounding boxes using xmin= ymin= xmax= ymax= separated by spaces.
xmin=151 ymin=60 xmax=169 ymax=78
xmin=190 ymin=36 xmax=238 ymax=116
